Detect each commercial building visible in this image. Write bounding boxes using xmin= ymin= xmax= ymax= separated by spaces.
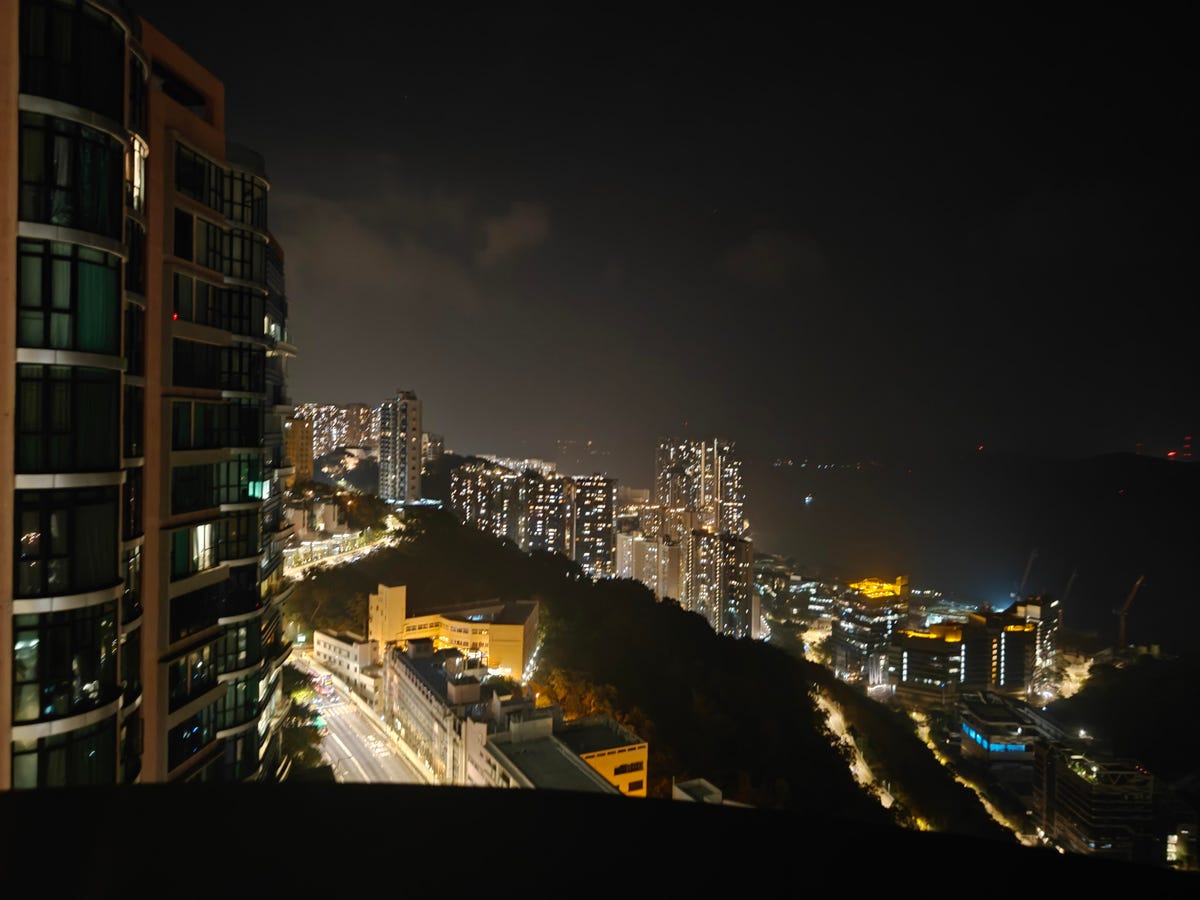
xmin=2 ymin=1 xmax=295 ymax=787
xmin=1033 ymin=743 xmax=1157 ymax=863
xmin=378 ymin=389 xmax=421 ymax=503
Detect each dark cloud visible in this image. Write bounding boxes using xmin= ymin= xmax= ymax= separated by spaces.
xmin=477 ymin=202 xmax=551 ymax=267
xmin=722 ymin=231 xmax=826 ymax=289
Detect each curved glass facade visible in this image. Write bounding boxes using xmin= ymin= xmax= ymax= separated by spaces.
xmin=12 ymin=602 xmax=119 ymax=724
xmin=7 ymin=0 xmax=135 ymax=789
xmin=7 ymin=0 xmax=293 ymax=789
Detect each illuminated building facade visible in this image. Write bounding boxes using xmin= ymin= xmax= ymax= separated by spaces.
xmin=382 ymin=640 xmax=626 ymax=793
xmin=282 ymin=415 xmax=313 ymax=487
xmin=681 ymin=530 xmax=756 ymax=637
xmin=829 ymin=585 xmax=908 ymax=685
xmin=294 ymin=402 xmax=346 ymax=458
xmin=2 ymin=1 xmax=294 ymax=788
xmin=526 ymin=473 xmax=573 ymax=556
xmin=571 ymin=474 xmax=616 ymax=578
xmin=886 ymin=625 xmax=963 ymax=704
xmin=616 ymin=532 xmax=681 ymax=601
xmin=450 ymin=461 xmax=528 ymax=546
xmin=341 ymin=402 xmax=372 ymax=447
xmin=959 ymin=611 xmax=1037 ymax=697
xmin=378 ymin=389 xmax=421 ymax=503
xmin=556 ymin=713 xmax=649 ymax=797
xmin=654 ymin=437 xmax=745 ymax=540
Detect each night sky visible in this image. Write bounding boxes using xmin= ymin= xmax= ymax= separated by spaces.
xmin=132 ymin=5 xmax=1195 ymax=529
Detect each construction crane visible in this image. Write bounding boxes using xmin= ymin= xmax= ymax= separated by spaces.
xmin=1015 ymin=548 xmax=1038 ymax=601
xmin=1117 ymin=574 xmax=1145 ymax=648
xmin=1061 ymin=569 xmax=1078 ymax=607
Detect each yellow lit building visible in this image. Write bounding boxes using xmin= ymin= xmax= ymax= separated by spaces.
xmin=368 ymin=583 xmax=538 ymax=677
xmin=848 ymin=575 xmax=910 ymax=600
xmin=556 ymin=714 xmax=649 ymax=797
xmin=368 ymin=583 xmax=407 ymax=654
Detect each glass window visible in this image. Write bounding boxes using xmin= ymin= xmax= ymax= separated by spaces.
xmin=19 ymin=0 xmax=124 ymax=123
xmin=14 ymin=487 xmax=119 ymax=598
xmin=17 ymin=240 xmax=121 ymax=355
xmin=10 ymin=603 xmax=118 ymax=725
xmin=16 ymin=364 xmax=120 ymax=473
xmin=12 ymin=718 xmax=118 ymax=789
xmin=123 ymin=383 xmax=144 ymax=459
xmin=173 ymin=208 xmax=193 ymax=260
xmin=18 ymin=112 xmax=123 ymax=237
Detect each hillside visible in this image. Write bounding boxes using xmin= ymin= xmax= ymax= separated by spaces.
xmin=286 ymin=508 xmax=1014 ymax=842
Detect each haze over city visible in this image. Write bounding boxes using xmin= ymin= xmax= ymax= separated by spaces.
xmin=3 ymin=1 xmax=1200 ymax=886
xmin=127 ymin=2 xmax=1196 ymax=489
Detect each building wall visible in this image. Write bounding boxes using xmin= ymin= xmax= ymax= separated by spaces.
xmin=379 ymin=390 xmax=421 ymax=503
xmin=368 ymin=583 xmax=407 ymax=652
xmin=397 ymin=606 xmax=536 ymax=676
xmin=313 ymin=630 xmax=372 ymax=675
xmin=283 ymin=415 xmax=313 ymax=486
xmin=0 ymin=0 xmax=19 ymax=789
xmin=4 ymin=0 xmax=145 ymax=789
xmin=580 ymin=742 xmax=649 ymax=797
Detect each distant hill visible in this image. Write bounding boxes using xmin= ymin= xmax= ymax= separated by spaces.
xmin=748 ymin=452 xmax=1200 ymax=655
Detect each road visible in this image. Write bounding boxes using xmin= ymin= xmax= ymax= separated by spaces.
xmin=289 ymin=656 xmax=427 ymax=785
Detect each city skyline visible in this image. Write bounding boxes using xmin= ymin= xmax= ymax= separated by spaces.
xmin=2 ymin=3 xmax=1198 ymax=875
xmin=123 ymin=3 xmax=1196 ymax=491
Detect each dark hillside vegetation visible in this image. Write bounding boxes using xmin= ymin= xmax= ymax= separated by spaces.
xmin=286 ymin=508 xmax=1014 ymax=839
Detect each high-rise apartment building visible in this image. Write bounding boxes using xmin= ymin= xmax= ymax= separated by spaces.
xmin=342 ymin=402 xmax=373 ymax=448
xmin=571 ymin=474 xmax=616 ymax=578
xmin=654 ymin=437 xmax=745 ymax=540
xmin=2 ymin=2 xmax=295 ymax=787
xmin=378 ymin=390 xmax=421 ymax=503
xmin=294 ymin=402 xmax=346 ymax=458
xmin=449 ymin=461 xmax=527 ymax=546
xmin=652 ymin=437 xmax=752 ymax=637
xmin=526 ymin=474 xmax=574 ymax=557
xmin=681 ymin=530 xmax=755 ymax=637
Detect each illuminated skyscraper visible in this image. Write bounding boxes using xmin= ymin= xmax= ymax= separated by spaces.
xmin=526 ymin=474 xmax=574 ymax=557
xmin=378 ymin=390 xmax=422 ymax=503
xmin=571 ymin=474 xmax=616 ymax=578
xmin=653 ymin=437 xmax=752 ymax=636
xmin=681 ymin=530 xmax=755 ymax=637
xmin=654 ymin=437 xmax=745 ymax=540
